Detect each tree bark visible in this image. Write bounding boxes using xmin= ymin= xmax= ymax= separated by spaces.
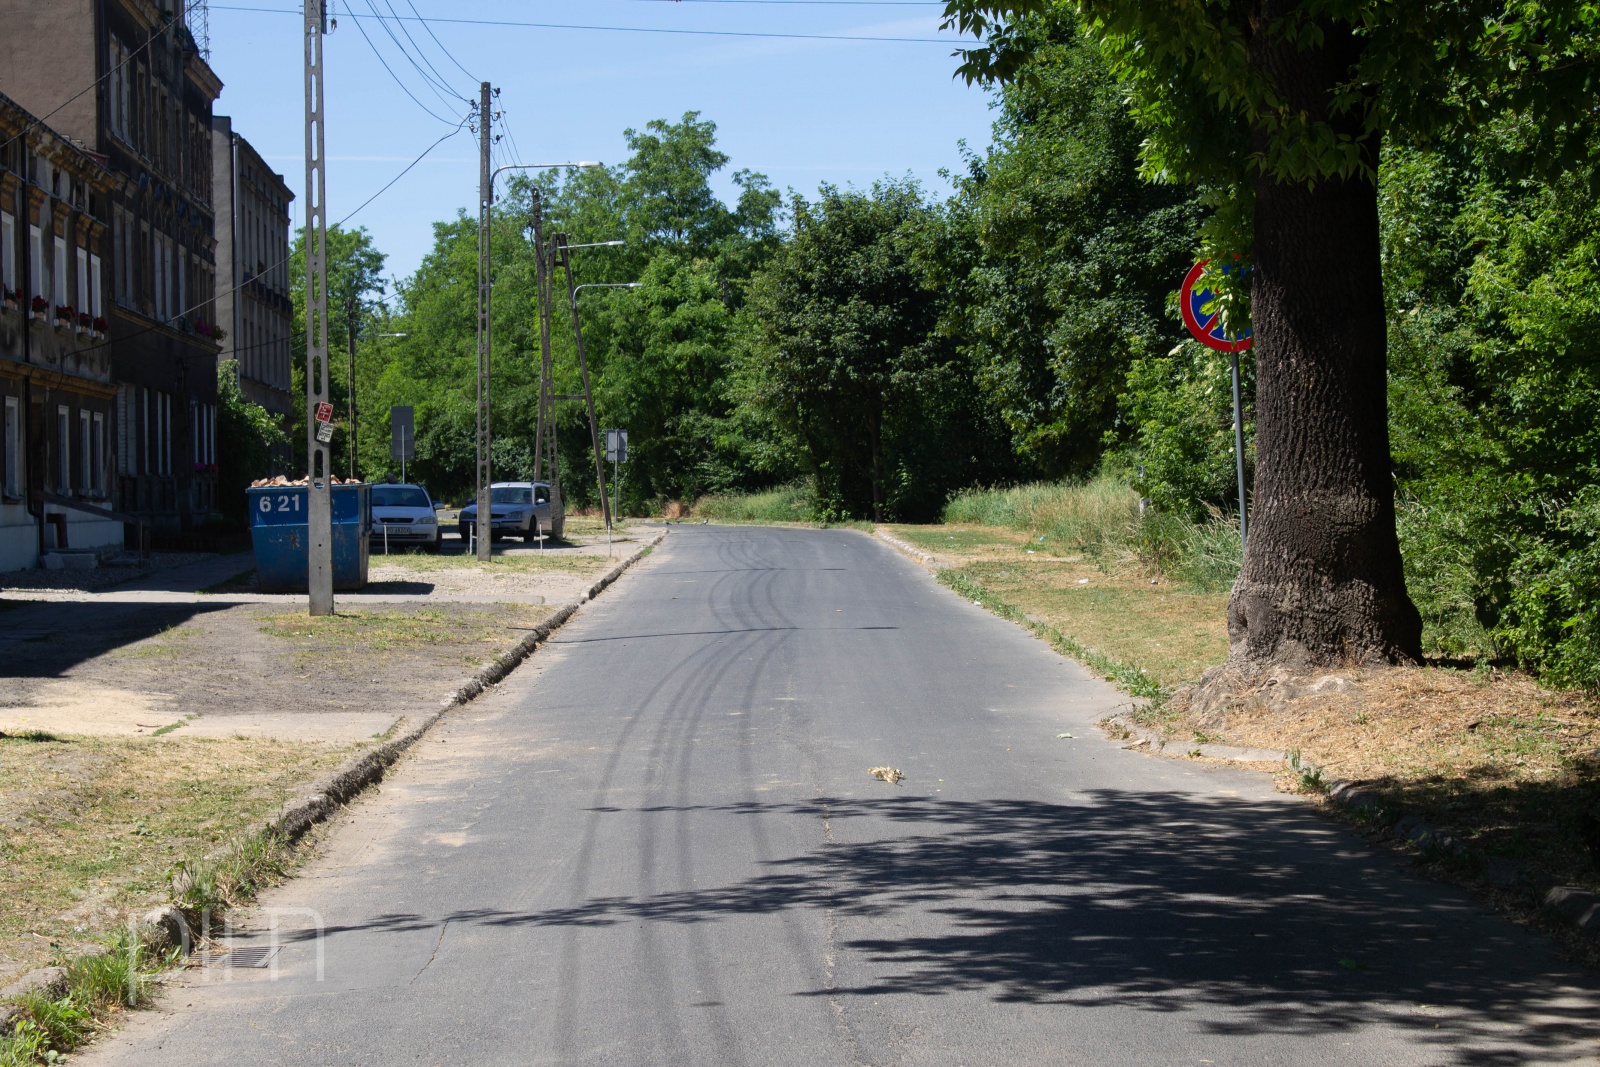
xmin=1228 ymin=5 xmax=1423 ymax=672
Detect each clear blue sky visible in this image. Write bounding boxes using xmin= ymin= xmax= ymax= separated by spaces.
xmin=205 ymin=1 xmax=999 ymax=286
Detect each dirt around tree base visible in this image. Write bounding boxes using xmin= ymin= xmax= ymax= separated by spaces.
xmin=1136 ymin=665 xmax=1600 ymax=904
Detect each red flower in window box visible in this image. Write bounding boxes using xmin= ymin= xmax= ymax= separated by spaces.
xmin=93 ymin=316 xmax=108 ymax=332
xmin=31 ymin=294 xmax=48 ymax=314
xmin=54 ymin=304 xmax=74 ymax=324
xmin=77 ymin=311 xmax=92 ymax=329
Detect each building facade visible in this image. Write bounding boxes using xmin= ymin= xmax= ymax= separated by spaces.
xmin=0 ymin=92 xmax=122 ymax=571
xmin=212 ymin=115 xmax=293 ymax=433
xmin=0 ymin=0 xmax=223 ymax=558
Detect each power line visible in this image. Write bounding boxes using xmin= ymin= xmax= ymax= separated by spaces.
xmin=345 ymin=3 xmax=461 ymax=124
xmin=71 ymin=112 xmax=472 ymax=360
xmin=365 ymin=0 xmax=468 ymax=107
xmin=211 ymin=5 xmax=953 ymax=43
xmin=403 ymin=0 xmax=478 ymax=82
xmin=380 ymin=0 xmax=472 ymax=96
xmin=0 ymin=19 xmax=173 ymax=156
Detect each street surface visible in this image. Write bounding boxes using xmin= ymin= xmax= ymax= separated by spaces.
xmin=83 ymin=526 xmax=1600 ymax=1065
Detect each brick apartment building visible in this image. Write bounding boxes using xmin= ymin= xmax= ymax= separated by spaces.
xmin=0 ymin=0 xmax=223 ymax=560
xmin=212 ymin=114 xmax=293 ymax=444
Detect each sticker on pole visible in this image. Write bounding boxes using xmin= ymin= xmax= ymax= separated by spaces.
xmin=315 ymin=421 xmax=335 ymax=444
xmin=1180 ymin=260 xmax=1252 ymax=353
xmin=315 ymin=401 xmax=334 ymax=424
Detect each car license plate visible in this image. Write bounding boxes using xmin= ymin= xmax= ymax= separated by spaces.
xmin=386 ymin=525 xmax=412 ymax=535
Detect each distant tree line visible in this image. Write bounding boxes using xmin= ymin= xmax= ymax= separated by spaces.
xmin=214 ymin=8 xmax=1600 ymax=683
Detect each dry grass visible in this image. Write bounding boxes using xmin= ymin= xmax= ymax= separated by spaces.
xmin=0 ymin=733 xmax=354 ymax=977
xmin=258 ymin=603 xmax=551 ymax=669
xmin=882 ymin=523 xmax=1230 ymax=691
xmin=886 ymin=518 xmax=1600 ymax=903
xmin=1154 ymin=667 xmax=1600 ymax=892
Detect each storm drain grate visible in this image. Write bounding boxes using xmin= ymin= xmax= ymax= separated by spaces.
xmin=197 ymin=946 xmax=279 ymax=969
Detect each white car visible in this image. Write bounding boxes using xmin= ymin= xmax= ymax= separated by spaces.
xmin=456 ymin=481 xmax=564 ymax=543
xmin=368 ymin=483 xmax=442 ymax=552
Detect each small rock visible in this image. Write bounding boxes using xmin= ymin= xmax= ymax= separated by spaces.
xmin=1546 ymin=887 xmax=1600 ymax=935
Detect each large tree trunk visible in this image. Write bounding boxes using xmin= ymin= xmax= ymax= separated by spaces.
xmin=1227 ymin=6 xmax=1422 ymax=673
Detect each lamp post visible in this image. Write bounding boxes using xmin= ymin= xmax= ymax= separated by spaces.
xmin=564 ymin=279 xmax=639 ymax=531
xmin=475 ymin=161 xmax=601 ymax=561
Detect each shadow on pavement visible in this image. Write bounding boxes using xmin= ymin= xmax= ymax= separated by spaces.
xmin=285 ymin=790 xmax=1600 ymax=1063
xmin=0 ymin=600 xmax=237 ymax=678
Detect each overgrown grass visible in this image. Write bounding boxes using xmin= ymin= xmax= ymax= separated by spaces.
xmin=694 ymin=482 xmax=816 ymax=524
xmin=943 ymin=476 xmax=1243 ymax=593
xmin=0 ymin=930 xmax=175 ymax=1065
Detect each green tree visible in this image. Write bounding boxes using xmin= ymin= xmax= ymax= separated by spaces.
xmin=942 ymin=0 xmax=1600 ymax=675
xmin=289 ymin=224 xmax=387 ymax=476
xmin=215 ymin=360 xmax=288 ymax=523
xmin=942 ymin=15 xmax=1201 ymax=477
xmin=742 ymin=180 xmax=999 ymax=521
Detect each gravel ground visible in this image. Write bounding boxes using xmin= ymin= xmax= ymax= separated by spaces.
xmin=0 ymin=552 xmax=217 ymax=592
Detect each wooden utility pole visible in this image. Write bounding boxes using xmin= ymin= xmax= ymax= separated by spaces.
xmin=303 ymin=0 xmax=333 ymax=615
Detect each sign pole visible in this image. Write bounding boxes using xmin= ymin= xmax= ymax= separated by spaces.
xmin=1180 ymin=259 xmax=1252 ymax=556
xmin=1230 ymin=350 xmax=1248 ymax=548
xmin=303 ymin=0 xmax=333 ymax=616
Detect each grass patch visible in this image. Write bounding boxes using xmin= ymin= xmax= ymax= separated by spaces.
xmin=375 ymin=551 xmax=601 ymax=575
xmin=694 ymin=482 xmax=816 ymax=524
xmin=0 ymin=733 xmax=354 ymax=975
xmin=0 ymin=929 xmax=175 ymax=1065
xmin=939 ymin=569 xmax=1171 ymax=701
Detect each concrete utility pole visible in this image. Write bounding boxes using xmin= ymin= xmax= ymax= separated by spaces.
xmin=530 ymin=190 xmax=554 ymax=488
xmin=474 ymin=82 xmax=493 ymax=561
xmin=304 ymin=0 xmax=333 ymax=615
xmin=558 ymin=243 xmax=624 ymax=530
xmin=346 ymin=296 xmax=358 ymax=482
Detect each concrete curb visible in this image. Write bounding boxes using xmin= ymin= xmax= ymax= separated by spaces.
xmin=1102 ymin=713 xmax=1287 ymax=764
xmin=873 ymin=528 xmax=938 ymax=566
xmin=273 ymin=530 xmax=664 ymax=841
xmin=0 ymin=531 xmax=667 ymax=1035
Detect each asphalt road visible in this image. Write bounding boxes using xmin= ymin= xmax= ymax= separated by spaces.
xmin=84 ymin=526 xmax=1600 ymax=1066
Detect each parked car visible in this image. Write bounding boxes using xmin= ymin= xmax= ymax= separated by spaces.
xmin=368 ymin=483 xmax=442 ymax=552
xmin=457 ymin=481 xmax=563 ymax=543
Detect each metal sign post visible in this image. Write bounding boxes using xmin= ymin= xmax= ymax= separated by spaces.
xmin=1180 ymin=260 xmax=1252 ymax=550
xmin=390 ymin=405 xmax=414 ymax=484
xmin=604 ymin=429 xmax=627 ymax=555
xmin=303 ymin=0 xmax=333 ymax=615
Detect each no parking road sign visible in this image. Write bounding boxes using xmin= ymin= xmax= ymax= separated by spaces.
xmin=1180 ymin=260 xmax=1252 ymax=353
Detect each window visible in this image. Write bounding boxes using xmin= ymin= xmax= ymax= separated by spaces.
xmin=57 ymin=406 xmax=70 ymax=492
xmin=53 ymin=236 xmax=67 ymax=308
xmin=3 ymin=397 xmax=18 ymax=498
xmin=1 ymin=212 xmax=13 ymax=294
xmin=76 ymin=246 xmax=88 ymax=315
xmin=93 ymin=412 xmax=105 ymax=495
xmin=141 ymin=387 xmax=150 ymax=474
xmin=161 ymin=392 xmax=171 ymax=475
xmin=89 ymin=254 xmax=102 ymax=318
xmin=79 ymin=410 xmax=90 ymax=493
xmin=29 ymin=225 xmax=42 ymax=299
xmin=176 ymin=243 xmax=186 ymax=319
xmin=116 ymin=386 xmax=131 ymax=477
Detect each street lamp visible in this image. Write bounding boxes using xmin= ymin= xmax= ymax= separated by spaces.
xmin=475 ymin=161 xmax=602 ymax=560
xmin=347 ymin=328 xmax=407 ymax=482
xmin=562 ymin=274 xmax=639 ymax=532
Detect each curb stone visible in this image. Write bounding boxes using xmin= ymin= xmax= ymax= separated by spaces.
xmin=873 ymin=528 xmax=937 ymax=565
xmin=273 ymin=531 xmax=664 ymax=840
xmin=0 ymin=530 xmax=666 ymax=1036
xmin=1104 ymin=715 xmax=1597 ymax=944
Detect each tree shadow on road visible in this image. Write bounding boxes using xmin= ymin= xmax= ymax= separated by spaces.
xmin=310 ymin=790 xmax=1600 ymax=1063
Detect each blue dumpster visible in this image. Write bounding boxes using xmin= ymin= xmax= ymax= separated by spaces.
xmin=247 ymin=483 xmax=371 ymax=593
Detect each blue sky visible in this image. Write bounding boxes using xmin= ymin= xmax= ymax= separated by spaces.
xmin=204 ymin=1 xmax=1000 ymax=285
